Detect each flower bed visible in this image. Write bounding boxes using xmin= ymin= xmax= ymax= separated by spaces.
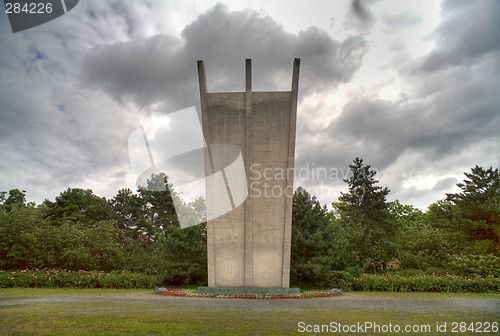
xmin=155 ymin=287 xmax=342 ymax=299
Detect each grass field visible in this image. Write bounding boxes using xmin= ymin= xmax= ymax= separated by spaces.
xmin=1 ymin=288 xmax=499 ymax=335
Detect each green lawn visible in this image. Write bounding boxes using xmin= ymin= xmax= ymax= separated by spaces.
xmin=0 ymin=289 xmax=498 ymax=335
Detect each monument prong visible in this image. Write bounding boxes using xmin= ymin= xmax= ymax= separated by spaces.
xmin=281 ymin=57 xmax=300 ymax=287
xmin=197 ymin=60 xmax=207 ymax=94
xmin=292 ymin=58 xmax=300 ymax=95
xmin=245 ymin=59 xmax=252 ymax=92
xmin=244 ymin=58 xmax=254 ymax=287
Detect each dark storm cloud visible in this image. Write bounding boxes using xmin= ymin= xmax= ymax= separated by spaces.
xmin=296 ymin=98 xmax=419 ymax=175
xmin=82 ymin=34 xmax=189 ymax=109
xmin=309 ymin=68 xmax=500 ymax=173
xmin=351 ymin=0 xmax=372 ymax=22
xmin=419 ymin=0 xmax=500 ymax=72
xmin=2 ymin=0 xmax=498 ymax=210
xmin=297 ymin=0 xmax=500 ymax=200
xmin=340 ymin=77 xmax=498 ymax=155
xmin=294 ymin=0 xmax=500 ymax=209
xmin=390 ymin=176 xmax=460 ymax=209
xmin=0 ymin=19 xmax=139 ymax=202
xmin=0 ymin=1 xmax=367 ymax=205
xmin=431 ymin=177 xmax=459 ymax=192
xmin=344 ymin=0 xmax=377 ymax=32
xmin=82 ymin=3 xmax=367 ymax=110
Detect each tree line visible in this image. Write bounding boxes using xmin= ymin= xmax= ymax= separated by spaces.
xmin=0 ymin=174 xmax=206 ymax=285
xmin=1 ymin=159 xmax=499 ymax=286
xmin=291 ymin=159 xmax=499 ymax=287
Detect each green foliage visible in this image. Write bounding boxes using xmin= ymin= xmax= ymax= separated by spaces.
xmin=448 ymin=254 xmax=500 ymax=278
xmin=0 ymin=204 xmax=46 ymax=269
xmin=111 ymin=188 xmax=145 ymax=238
xmin=139 ymin=173 xmax=179 ymax=237
xmin=120 ymin=240 xmax=154 ymax=274
xmin=352 ymin=273 xmax=500 ymax=293
xmin=153 ymin=223 xmax=207 ymax=286
xmin=2 ymin=189 xmax=27 ymax=211
xmin=110 ymin=173 xmax=180 ymax=243
xmin=110 ymin=173 xmax=207 ymax=285
xmin=391 ymin=201 xmax=455 ymax=269
xmin=0 ymin=269 xmax=157 ymax=288
xmin=336 ymin=158 xmax=397 ymax=273
xmin=1 ymin=163 xmax=499 ymax=291
xmin=328 ymin=271 xmax=354 ymax=290
xmin=0 ymin=205 xmax=124 ymax=271
xmin=291 ymin=187 xmax=348 ymax=288
xmin=446 ymin=166 xmax=500 ymax=254
xmin=43 ymin=188 xmax=114 ymax=223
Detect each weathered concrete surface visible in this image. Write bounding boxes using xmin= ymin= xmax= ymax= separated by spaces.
xmin=198 ymin=59 xmax=300 ymax=288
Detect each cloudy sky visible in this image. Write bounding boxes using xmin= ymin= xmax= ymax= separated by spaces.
xmin=0 ymin=0 xmax=499 ymax=210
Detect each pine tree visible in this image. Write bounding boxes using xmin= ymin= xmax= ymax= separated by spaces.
xmin=291 ymin=187 xmax=336 ymax=287
xmin=337 ymin=157 xmax=396 ymax=273
xmin=446 ymin=166 xmax=500 ymax=254
xmin=3 ymin=189 xmax=26 ymax=212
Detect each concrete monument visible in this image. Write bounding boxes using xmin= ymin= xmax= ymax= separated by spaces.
xmin=198 ymin=59 xmax=300 ymax=289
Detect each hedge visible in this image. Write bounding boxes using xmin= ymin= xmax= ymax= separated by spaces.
xmin=0 ymin=269 xmax=157 ymax=288
xmin=3 ymin=269 xmax=499 ymax=293
xmin=351 ymin=273 xmax=500 ymax=293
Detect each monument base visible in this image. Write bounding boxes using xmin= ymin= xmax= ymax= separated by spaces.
xmin=196 ymin=287 xmax=301 ymax=296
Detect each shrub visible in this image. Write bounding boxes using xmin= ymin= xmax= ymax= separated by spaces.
xmin=448 ymin=254 xmax=500 ymax=278
xmin=387 ymin=268 xmax=424 ymax=276
xmin=352 ymin=273 xmax=500 ymax=293
xmin=328 ymin=271 xmax=353 ymax=291
xmin=0 ymin=269 xmax=158 ymax=289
